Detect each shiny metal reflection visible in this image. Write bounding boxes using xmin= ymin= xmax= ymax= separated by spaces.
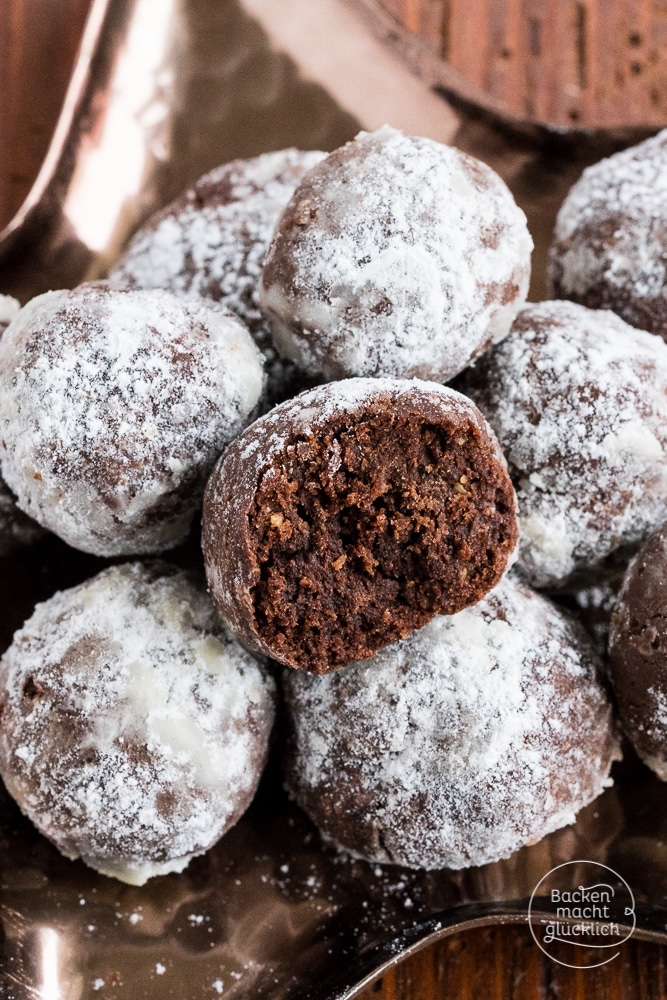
xmin=0 ymin=1 xmax=665 ymax=998
xmin=0 ymin=0 xmax=362 ymax=303
xmin=39 ymin=928 xmax=61 ymax=1000
xmin=62 ymin=0 xmax=174 ymax=257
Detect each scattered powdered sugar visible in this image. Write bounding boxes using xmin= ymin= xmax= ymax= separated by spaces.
xmin=110 ymin=148 xmax=326 ymax=404
xmin=571 ymin=577 xmax=623 ymax=659
xmin=548 ymin=130 xmax=667 ymax=333
xmin=459 ymin=300 xmax=667 ymax=588
xmin=573 ymin=584 xmax=618 ymax=612
xmin=0 ymin=562 xmax=276 ymax=885
xmin=0 ymin=283 xmax=263 ymax=556
xmin=259 ymin=127 xmax=532 ymax=383
xmin=283 ymin=574 xmax=619 ymax=870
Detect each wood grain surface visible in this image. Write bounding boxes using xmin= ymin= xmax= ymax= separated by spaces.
xmin=377 ymin=0 xmax=667 ymax=126
xmin=1 ymin=1 xmax=667 ymax=998
xmin=368 ymin=925 xmax=667 ymax=999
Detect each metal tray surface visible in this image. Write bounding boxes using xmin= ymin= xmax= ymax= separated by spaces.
xmin=0 ymin=2 xmax=665 ymax=997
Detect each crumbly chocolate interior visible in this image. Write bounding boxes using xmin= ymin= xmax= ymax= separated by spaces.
xmin=248 ymin=409 xmax=516 ymax=672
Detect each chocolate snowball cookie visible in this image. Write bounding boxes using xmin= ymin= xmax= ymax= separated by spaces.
xmin=259 ymin=126 xmax=532 ymax=383
xmin=549 ymin=130 xmax=667 ymax=339
xmin=609 ymin=523 xmax=667 ymax=780
xmin=202 ymin=378 xmax=519 ymax=674
xmin=458 ymin=300 xmax=667 ymax=590
xmin=283 ymin=574 xmax=620 ymax=870
xmin=0 ymin=562 xmax=276 ymax=884
xmin=110 ymin=148 xmax=325 ymax=405
xmin=0 ymin=282 xmax=263 ymax=556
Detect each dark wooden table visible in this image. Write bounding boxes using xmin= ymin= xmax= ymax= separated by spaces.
xmin=2 ymin=1 xmax=667 ymax=997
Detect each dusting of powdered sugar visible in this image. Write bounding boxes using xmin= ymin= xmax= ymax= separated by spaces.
xmin=459 ymin=300 xmax=667 ymax=588
xmin=0 ymin=282 xmax=264 ymax=556
xmin=259 ymin=127 xmax=532 ymax=383
xmin=283 ymin=574 xmax=619 ymax=870
xmin=0 ymin=562 xmax=276 ymax=885
xmin=548 ymin=130 xmax=667 ymax=335
xmin=110 ymin=148 xmax=326 ymax=404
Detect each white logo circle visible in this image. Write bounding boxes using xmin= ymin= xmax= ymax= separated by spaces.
xmin=528 ymin=860 xmax=636 ymax=969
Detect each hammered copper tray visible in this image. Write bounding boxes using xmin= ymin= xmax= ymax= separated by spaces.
xmin=1 ymin=2 xmax=666 ymax=998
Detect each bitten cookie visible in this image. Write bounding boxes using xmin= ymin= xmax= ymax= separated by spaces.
xmin=0 ymin=562 xmax=276 ymax=884
xmin=459 ymin=300 xmax=667 ymax=589
xmin=202 ymin=377 xmax=518 ymax=674
xmin=0 ymin=282 xmax=263 ymax=556
xmin=110 ymin=148 xmax=325 ymax=405
xmin=609 ymin=523 xmax=667 ymax=780
xmin=259 ymin=126 xmax=532 ymax=382
xmin=548 ymin=130 xmax=667 ymax=340
xmin=283 ymin=574 xmax=620 ymax=870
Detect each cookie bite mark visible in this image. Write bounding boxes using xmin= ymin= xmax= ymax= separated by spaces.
xmin=203 ymin=378 xmax=518 ymax=673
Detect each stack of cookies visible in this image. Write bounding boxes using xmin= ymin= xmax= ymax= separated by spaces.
xmin=4 ymin=123 xmax=666 ymax=883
